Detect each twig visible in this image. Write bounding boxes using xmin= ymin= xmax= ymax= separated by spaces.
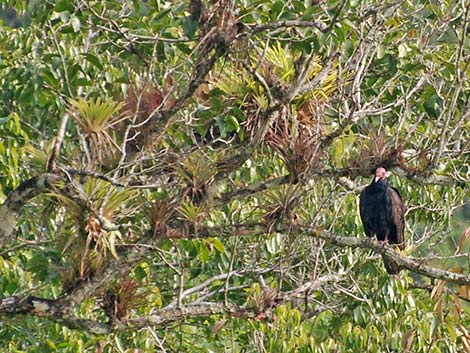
xmin=47 ymin=114 xmax=70 ymax=173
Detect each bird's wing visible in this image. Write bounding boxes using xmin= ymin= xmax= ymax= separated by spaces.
xmin=387 ymin=186 xmax=405 ymax=248
xmin=391 ymin=186 xmax=403 ymax=199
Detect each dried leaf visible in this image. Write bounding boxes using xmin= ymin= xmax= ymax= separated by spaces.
xmin=456 ymin=228 xmax=470 ymax=255
xmin=401 ymin=330 xmax=416 ymax=352
xmin=210 ymin=319 xmax=227 ymax=335
xmin=430 ymin=279 xmax=446 ymax=302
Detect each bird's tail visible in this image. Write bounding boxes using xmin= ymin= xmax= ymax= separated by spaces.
xmin=382 ymin=254 xmax=401 ymax=275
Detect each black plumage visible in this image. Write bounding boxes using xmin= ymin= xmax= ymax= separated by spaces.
xmin=359 ymin=167 xmax=405 ymax=274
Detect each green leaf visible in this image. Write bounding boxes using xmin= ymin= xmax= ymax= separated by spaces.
xmin=199 ymin=243 xmax=210 ymax=263
xmin=331 ymin=138 xmax=343 ymax=166
xmin=226 ymin=115 xmax=240 ymax=133
xmin=19 ymin=83 xmax=34 ymax=104
xmin=209 ymin=238 xmax=225 ymax=253
xmin=82 ymin=53 xmax=104 ymax=70
xmin=398 ymin=44 xmax=408 ymax=58
xmin=153 ymin=7 xmax=172 ymax=22
xmin=430 ymin=316 xmax=440 ymax=340
xmin=134 ymin=265 xmax=148 ymax=280
xmin=54 ymin=0 xmax=74 ymax=12
xmin=353 ymin=306 xmax=365 ymax=325
xmin=182 ymin=16 xmax=198 ymax=39
xmin=176 ymin=42 xmax=192 ymax=55
xmin=73 ymin=77 xmax=92 ymax=86
xmin=271 ymin=1 xmax=284 ymax=18
xmin=334 ymin=26 xmax=345 ymax=42
xmin=445 ymin=322 xmax=457 ymax=342
xmin=70 ymin=16 xmax=81 ymax=32
xmin=26 ymin=254 xmax=50 ymax=281
xmin=377 ymin=45 xmax=385 ymax=59
xmin=5 ymin=281 xmax=18 ymax=295
xmin=301 ymin=7 xmax=316 ymax=20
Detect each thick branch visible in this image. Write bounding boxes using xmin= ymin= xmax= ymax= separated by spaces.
xmin=0 ymin=295 xmax=110 ymax=334
xmin=4 ymin=220 xmax=470 ymax=334
xmin=0 ymin=296 xmax=253 ymax=334
xmin=314 ymin=229 xmax=470 ymax=285
xmin=189 ymin=223 xmax=470 ymax=286
xmin=0 ymin=295 xmax=56 ymax=315
xmin=0 ymin=174 xmax=61 ymax=245
xmin=214 ymin=175 xmax=290 ymax=206
xmin=4 ymin=174 xmax=61 ymax=212
xmin=120 ymin=303 xmax=255 ymax=330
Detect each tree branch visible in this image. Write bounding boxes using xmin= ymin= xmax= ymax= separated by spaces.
xmin=246 ymin=20 xmax=327 ymax=35
xmin=0 ymin=296 xmax=253 ymax=334
xmin=119 ymin=303 xmax=255 ymax=330
xmin=0 ymin=174 xmax=61 ymax=246
xmin=47 ymin=113 xmax=70 ymax=172
xmin=3 ymin=219 xmax=470 ymax=334
xmin=214 ymin=175 xmax=290 ymax=206
xmin=188 ymin=223 xmax=470 ymax=286
xmin=0 ymin=295 xmax=110 ymax=334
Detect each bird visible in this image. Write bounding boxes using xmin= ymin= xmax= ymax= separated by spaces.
xmin=359 ymin=167 xmax=405 ymax=274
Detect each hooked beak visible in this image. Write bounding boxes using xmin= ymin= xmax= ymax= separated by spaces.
xmin=375 ymin=177 xmax=380 ymax=183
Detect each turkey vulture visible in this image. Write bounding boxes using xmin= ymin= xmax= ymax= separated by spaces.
xmin=359 ymin=167 xmax=405 ymax=274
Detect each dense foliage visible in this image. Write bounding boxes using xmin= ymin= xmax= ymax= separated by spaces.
xmin=0 ymin=0 xmax=469 ymax=352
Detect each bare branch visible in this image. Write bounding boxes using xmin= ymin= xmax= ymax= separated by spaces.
xmin=189 ymin=223 xmax=470 ymax=286
xmin=431 ymin=4 xmax=470 ymax=169
xmin=47 ymin=113 xmax=70 ymax=173
xmin=121 ymin=303 xmax=255 ymax=330
xmin=246 ymin=20 xmax=327 ymax=35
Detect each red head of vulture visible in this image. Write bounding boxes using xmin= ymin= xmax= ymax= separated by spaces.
xmin=359 ymin=167 xmax=405 ymax=274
